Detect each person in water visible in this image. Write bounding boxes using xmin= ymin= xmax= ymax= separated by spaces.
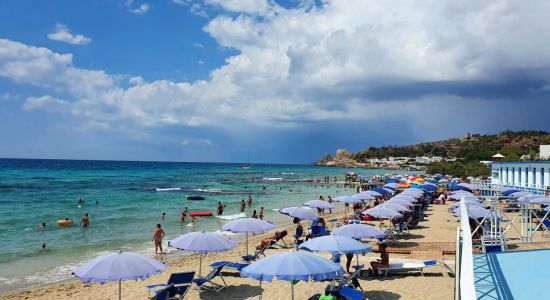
xmin=161 ymin=212 xmax=166 ymax=220
xmin=80 ymin=213 xmax=90 ymax=228
xmin=251 ymin=210 xmax=258 ymax=219
xmin=78 ymin=198 xmax=85 ymax=204
xmin=180 ymin=211 xmax=190 ymax=223
xmin=240 ymin=199 xmax=246 ymax=212
xmin=41 ymin=243 xmax=46 ymax=251
xmin=259 ymin=207 xmax=264 ymax=220
xmin=370 ymin=243 xmax=389 ymax=276
xmin=182 ymin=207 xmax=189 ymax=216
xmin=153 ymin=224 xmax=165 ymax=254
xmin=95 ymin=200 xmax=100 ymax=205
xmin=39 ymin=223 xmax=46 ymax=231
xmin=247 ymin=195 xmax=253 ymax=207
xmin=217 ymin=202 xmax=224 ymax=216
xmin=191 ymin=216 xmax=197 ymax=226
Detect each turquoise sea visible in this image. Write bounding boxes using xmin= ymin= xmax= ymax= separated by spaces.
xmin=0 ymin=159 xmax=408 ymax=293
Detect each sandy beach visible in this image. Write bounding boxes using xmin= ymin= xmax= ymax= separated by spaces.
xmin=1 ymin=203 xmax=457 ymax=300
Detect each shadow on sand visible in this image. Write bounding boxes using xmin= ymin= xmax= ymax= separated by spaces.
xmin=199 ymin=284 xmax=263 ymax=299
xmin=364 ymin=290 xmax=402 ymax=300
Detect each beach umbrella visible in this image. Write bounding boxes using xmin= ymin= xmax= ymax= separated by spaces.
xmin=221 ymin=218 xmax=275 ymax=256
xmin=380 ymin=202 xmax=411 ymax=212
xmin=528 ymin=197 xmax=550 ymax=204
xmin=240 ymin=251 xmax=344 ymax=300
xmin=448 ymin=193 xmax=476 ymax=201
xmin=169 ymin=231 xmax=236 ymax=276
xmin=370 ymin=188 xmax=391 ymax=195
xmin=452 ymin=207 xmax=491 ymax=219
xmin=420 ymin=184 xmax=437 ymax=192
xmin=451 ymin=199 xmax=483 ymax=208
xmin=73 ymin=251 xmax=166 ymax=300
xmin=299 ymin=235 xmax=371 ymax=254
xmin=333 ymin=196 xmax=363 ymax=204
xmin=360 ymin=190 xmax=383 ymax=197
xmin=282 ymin=207 xmax=319 ymax=220
xmin=383 ymin=183 xmax=400 ymax=189
xmin=458 ymin=183 xmax=479 ymax=191
xmin=333 ymin=223 xmax=385 ymax=240
xmin=385 ymin=198 xmax=413 ymax=207
xmin=351 ymin=193 xmax=375 ymax=201
xmin=510 ymin=191 xmax=532 ymax=198
xmin=299 ymin=235 xmax=372 ymax=268
xmin=280 ymin=206 xmax=310 ymax=214
xmin=392 ymin=195 xmax=418 ymax=202
xmin=383 ymin=186 xmax=396 ymax=191
xmin=303 ymin=199 xmax=336 ymax=210
xmin=362 ymin=207 xmax=402 ymax=218
xmin=382 ymin=188 xmax=395 ymax=194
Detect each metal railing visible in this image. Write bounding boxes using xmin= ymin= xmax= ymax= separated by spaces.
xmin=456 ymin=197 xmax=477 ymax=299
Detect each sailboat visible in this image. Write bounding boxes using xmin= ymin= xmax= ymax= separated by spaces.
xmin=240 ymin=151 xmax=252 ymax=169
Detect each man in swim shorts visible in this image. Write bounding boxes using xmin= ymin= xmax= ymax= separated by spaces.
xmin=153 ymin=224 xmax=165 ymax=254
xmin=80 ymin=213 xmax=90 ymax=227
xmin=217 ymin=202 xmax=224 ymax=216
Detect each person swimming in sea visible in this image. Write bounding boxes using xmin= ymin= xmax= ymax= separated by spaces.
xmin=39 ymin=223 xmax=46 ymax=231
xmin=161 ymin=212 xmax=166 ymax=220
xmin=77 ymin=198 xmax=85 ymax=204
xmin=80 ymin=213 xmax=90 ymax=228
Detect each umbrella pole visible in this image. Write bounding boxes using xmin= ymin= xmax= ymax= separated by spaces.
xmin=259 ymin=281 xmax=262 ymax=300
xmin=290 ymin=281 xmax=294 ymax=300
xmin=118 ymin=280 xmax=121 ymax=300
xmin=356 ymin=253 xmax=359 ymax=268
xmin=246 ymin=232 xmax=249 ymax=256
xmin=199 ymin=253 xmax=202 ymax=277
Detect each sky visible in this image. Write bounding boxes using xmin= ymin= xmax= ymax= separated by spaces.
xmin=1 ymin=0 xmax=550 ymax=164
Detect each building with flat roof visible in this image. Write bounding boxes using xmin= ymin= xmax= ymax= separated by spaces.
xmin=491 ymin=161 xmax=550 ymax=191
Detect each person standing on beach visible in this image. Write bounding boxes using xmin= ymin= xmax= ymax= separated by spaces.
xmin=259 ymin=207 xmax=264 ymax=220
xmin=327 ymin=195 xmax=333 ymax=214
xmin=247 ymin=195 xmax=253 ymax=207
xmin=80 ymin=213 xmax=90 ymax=228
xmin=217 ymin=202 xmax=224 ymax=216
xmin=240 ymin=199 xmax=246 ymax=212
xmin=153 ymin=224 xmax=165 ymax=254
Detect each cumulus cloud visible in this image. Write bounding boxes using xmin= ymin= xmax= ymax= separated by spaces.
xmin=47 ymin=24 xmax=91 ymax=45
xmin=125 ymin=0 xmax=150 ymax=14
xmin=23 ymin=95 xmax=70 ymax=112
xmin=1 ymin=0 xmax=550 ymax=137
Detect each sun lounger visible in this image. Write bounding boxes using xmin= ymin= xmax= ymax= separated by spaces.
xmin=379 ymin=260 xmax=439 ymax=277
xmin=146 ymin=272 xmax=195 ymax=299
xmin=210 ymin=261 xmax=248 ymax=271
xmin=270 ymin=230 xmax=288 ymax=248
xmin=339 ymin=286 xmax=364 ymax=300
xmin=149 ymin=284 xmax=174 ymax=300
xmin=242 ymin=242 xmax=269 ymax=262
xmin=192 ymin=264 xmax=227 ymax=293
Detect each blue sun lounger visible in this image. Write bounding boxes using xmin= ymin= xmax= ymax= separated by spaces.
xmin=210 ymin=261 xmax=248 ymax=271
xmin=146 ymin=272 xmax=195 ymax=299
xmin=192 ymin=264 xmax=227 ymax=293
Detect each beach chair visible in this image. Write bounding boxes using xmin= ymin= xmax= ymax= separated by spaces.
xmin=146 ymin=272 xmax=195 ymax=299
xmin=541 ymin=219 xmax=550 ymax=236
xmin=269 ymin=230 xmax=288 ymax=248
xmin=339 ymin=286 xmax=364 ymax=300
xmin=379 ymin=260 xmax=439 ymax=277
xmin=192 ymin=264 xmax=227 ymax=293
xmin=242 ymin=242 xmax=269 ymax=262
xmin=210 ymin=261 xmax=248 ymax=271
xmin=149 ymin=284 xmax=174 ymax=300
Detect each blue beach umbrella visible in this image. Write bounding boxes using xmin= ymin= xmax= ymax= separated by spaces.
xmin=362 ymin=207 xmax=402 ymax=218
xmin=74 ymin=251 xmax=166 ymax=300
xmin=501 ymin=189 xmax=521 ymax=196
xmin=380 ymin=202 xmax=410 ymax=212
xmin=333 ymin=196 xmax=363 ymax=204
xmin=221 ymin=218 xmax=275 ymax=256
xmin=360 ymin=190 xmax=383 ymax=197
xmin=333 ymin=223 xmax=385 ymax=240
xmin=240 ymin=251 xmax=344 ymax=300
xmin=169 ymin=231 xmax=236 ymax=276
xmin=386 ymin=198 xmax=414 ymax=206
xmin=370 ymin=188 xmax=390 ymax=195
xmin=384 ymin=183 xmax=400 ymax=189
xmin=420 ymin=184 xmax=437 ymax=192
xmin=299 ymin=235 xmax=371 ymax=254
xmin=452 ymin=207 xmax=491 ymax=219
xmin=282 ymin=207 xmax=319 ymax=220
xmin=303 ymin=199 xmax=336 ymax=210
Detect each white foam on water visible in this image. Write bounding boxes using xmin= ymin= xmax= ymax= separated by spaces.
xmin=262 ymin=177 xmax=283 ymax=181
xmin=155 ymin=187 xmax=181 ymax=192
xmin=215 ymin=212 xmax=246 ymax=220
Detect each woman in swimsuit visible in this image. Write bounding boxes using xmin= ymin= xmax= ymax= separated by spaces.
xmin=152 ymin=224 xmax=165 ymax=254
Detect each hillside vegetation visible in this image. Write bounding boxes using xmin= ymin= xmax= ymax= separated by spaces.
xmin=319 ymin=130 xmax=550 ymax=178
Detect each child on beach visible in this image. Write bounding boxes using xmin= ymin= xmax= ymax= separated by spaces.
xmin=152 ymin=224 xmax=165 ymax=254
